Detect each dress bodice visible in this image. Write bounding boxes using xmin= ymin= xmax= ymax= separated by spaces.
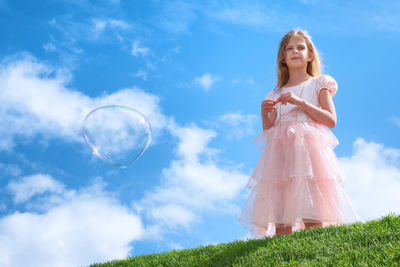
xmin=266 ymin=75 xmax=337 ymax=125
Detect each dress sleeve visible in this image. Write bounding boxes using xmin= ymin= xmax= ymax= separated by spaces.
xmin=316 ymin=75 xmax=338 ymax=97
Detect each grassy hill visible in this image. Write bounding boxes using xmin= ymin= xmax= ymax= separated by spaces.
xmin=91 ymin=213 xmax=400 ymax=266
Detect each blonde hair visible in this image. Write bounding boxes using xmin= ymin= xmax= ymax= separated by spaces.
xmin=276 ymin=29 xmax=322 ymax=88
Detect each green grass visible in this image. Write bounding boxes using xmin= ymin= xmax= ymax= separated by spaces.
xmin=91 ymin=213 xmax=400 ymax=266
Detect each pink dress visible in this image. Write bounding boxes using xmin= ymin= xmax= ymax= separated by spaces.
xmin=239 ymin=75 xmax=360 ymax=237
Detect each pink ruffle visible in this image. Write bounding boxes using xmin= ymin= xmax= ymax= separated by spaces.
xmin=239 ymin=121 xmax=360 ymax=237
xmin=317 ymin=75 xmax=338 ymax=97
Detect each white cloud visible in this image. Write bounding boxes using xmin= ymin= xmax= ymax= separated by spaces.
xmin=359 ymin=0 xmax=400 ymax=33
xmin=156 ymin=0 xmax=197 ymax=34
xmin=134 ymin=70 xmax=147 ymax=80
xmin=131 ymin=41 xmax=150 ymax=57
xmin=214 ymin=4 xmax=271 ymax=27
xmin=149 ymin=1 xmax=284 ymax=33
xmin=388 ymin=116 xmax=400 ymax=127
xmin=173 ymin=123 xmax=218 ymax=162
xmin=92 ymin=19 xmax=107 ymax=34
xmin=108 ymin=19 xmax=129 ymax=29
xmin=0 ymin=54 xmax=169 ymax=151
xmin=7 ymin=174 xmax=65 ymax=204
xmin=370 ymin=15 xmax=400 ymax=32
xmin=231 ymin=76 xmax=260 ymax=89
xmin=194 ymin=73 xmax=221 ymax=91
xmin=0 ymin=175 xmax=144 ymax=267
xmin=340 ymin=138 xmax=400 ymax=222
xmin=217 ymin=112 xmax=259 ymax=140
xmin=0 ymin=54 xmax=249 ymax=263
xmin=161 ymin=46 xmax=180 ymax=62
xmin=0 ymin=54 xmax=247 ymax=242
xmin=168 ymin=241 xmax=184 ymax=250
xmin=91 ymin=18 xmax=130 ymax=38
xmin=298 ymin=0 xmax=319 ymax=4
xmin=0 ymin=163 xmax=21 ymax=177
xmin=48 ymin=15 xmax=130 ymax=50
xmin=150 ymin=204 xmax=197 ymax=229
xmin=0 ymin=55 xmax=88 ymax=149
xmin=135 ymin=123 xmax=248 ymax=236
xmin=231 ymin=76 xmax=243 ymax=84
xmin=43 ymin=42 xmax=57 ymax=53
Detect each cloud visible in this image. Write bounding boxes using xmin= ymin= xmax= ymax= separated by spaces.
xmin=216 ymin=112 xmax=259 ymax=140
xmin=7 ymin=174 xmax=65 ymax=204
xmin=370 ymin=14 xmax=400 ymax=32
xmin=134 ymin=70 xmax=147 ymax=80
xmin=231 ymin=76 xmax=260 ymax=88
xmin=108 ymin=19 xmax=129 ymax=29
xmin=135 ymin=123 xmax=248 ymax=236
xmin=340 ymin=138 xmax=400 ymax=222
xmin=91 ymin=18 xmax=130 ymax=37
xmin=92 ymin=19 xmax=107 ymax=34
xmin=155 ymin=0 xmax=197 ymax=34
xmin=213 ymin=3 xmax=271 ymax=27
xmin=161 ymin=46 xmax=180 ymax=62
xmin=0 ymin=175 xmax=144 ymax=267
xmin=0 ymin=54 xmax=247 ymax=244
xmin=42 ymin=42 xmax=57 ymax=53
xmin=47 ymin=15 xmax=132 ymax=56
xmin=167 ymin=241 xmax=184 ymax=250
xmin=0 ymin=53 xmax=248 ymax=257
xmin=153 ymin=1 xmax=280 ymax=33
xmin=298 ymin=0 xmax=319 ymax=4
xmin=356 ymin=0 xmax=400 ymax=33
xmin=0 ymin=54 xmax=170 ymax=151
xmin=131 ymin=41 xmax=150 ymax=57
xmin=173 ymin=123 xmax=218 ymax=162
xmin=203 ymin=0 xmax=400 ymax=34
xmin=149 ymin=204 xmax=197 ymax=229
xmin=194 ymin=73 xmax=221 ymax=91
xmin=0 ymin=163 xmax=21 ymax=177
xmin=388 ymin=116 xmax=400 ymax=127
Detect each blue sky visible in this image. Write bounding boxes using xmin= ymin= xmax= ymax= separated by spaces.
xmin=1 ymin=0 xmax=400 ymax=266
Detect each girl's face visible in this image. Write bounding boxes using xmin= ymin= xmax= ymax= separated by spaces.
xmin=283 ymin=35 xmax=313 ymax=70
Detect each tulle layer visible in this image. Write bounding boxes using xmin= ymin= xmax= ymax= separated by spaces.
xmin=239 ymin=121 xmax=360 ymax=237
xmin=249 ymin=121 xmax=344 ymax=189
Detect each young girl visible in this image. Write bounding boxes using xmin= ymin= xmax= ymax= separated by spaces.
xmin=239 ymin=29 xmax=360 ymax=237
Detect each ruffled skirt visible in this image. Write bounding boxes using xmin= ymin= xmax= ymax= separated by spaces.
xmin=239 ymin=121 xmax=360 ymax=237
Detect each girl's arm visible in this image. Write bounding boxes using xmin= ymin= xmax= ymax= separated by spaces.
xmin=278 ymin=88 xmax=337 ymax=128
xmin=300 ymin=88 xmax=337 ymax=128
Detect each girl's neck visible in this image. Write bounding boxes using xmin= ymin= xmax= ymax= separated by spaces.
xmin=286 ymin=69 xmax=312 ymax=86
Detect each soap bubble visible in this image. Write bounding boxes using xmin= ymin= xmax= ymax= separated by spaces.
xmin=82 ymin=105 xmax=151 ymax=168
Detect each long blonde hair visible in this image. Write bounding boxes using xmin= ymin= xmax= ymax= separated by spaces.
xmin=276 ymin=29 xmax=322 ymax=88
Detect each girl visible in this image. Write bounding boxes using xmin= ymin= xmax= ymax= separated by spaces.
xmin=239 ymin=29 xmax=360 ymax=237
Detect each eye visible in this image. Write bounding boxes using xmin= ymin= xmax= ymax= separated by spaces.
xmin=298 ymin=46 xmax=305 ymax=50
xmin=285 ymin=47 xmax=293 ymax=51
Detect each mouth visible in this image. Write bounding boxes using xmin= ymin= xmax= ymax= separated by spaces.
xmin=291 ymin=57 xmax=300 ymax=60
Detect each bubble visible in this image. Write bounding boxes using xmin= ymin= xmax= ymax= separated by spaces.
xmin=82 ymin=105 xmax=151 ymax=168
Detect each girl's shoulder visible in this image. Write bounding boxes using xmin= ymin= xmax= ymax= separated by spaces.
xmin=310 ymin=74 xmax=338 ymax=97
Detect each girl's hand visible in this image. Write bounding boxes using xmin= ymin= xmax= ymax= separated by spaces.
xmin=261 ymin=99 xmax=277 ymax=117
xmin=277 ymin=92 xmax=304 ymax=106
